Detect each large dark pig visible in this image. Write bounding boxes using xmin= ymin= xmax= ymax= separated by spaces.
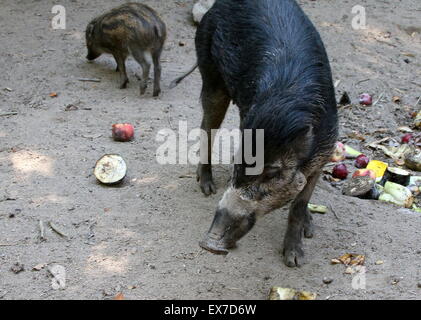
xmin=196 ymin=0 xmax=338 ymax=267
xmin=85 ymin=3 xmax=166 ymax=96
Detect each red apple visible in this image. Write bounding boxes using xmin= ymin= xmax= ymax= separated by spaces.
xmin=332 ymin=164 xmax=348 ymax=180
xmin=352 ymin=169 xmax=376 ymax=180
xmin=331 ymin=141 xmax=346 ymax=162
xmin=355 ymin=154 xmax=369 ymax=168
xmin=359 ymin=93 xmax=372 ymax=106
xmin=401 ymin=133 xmax=412 ymax=144
xmin=112 ymin=123 xmax=134 ymax=142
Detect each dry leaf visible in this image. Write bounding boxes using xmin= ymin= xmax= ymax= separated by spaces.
xmin=347 ymin=131 xmax=366 ymax=141
xmin=268 ymin=287 xmax=316 ymax=300
xmin=49 ymin=92 xmax=58 ymax=98
xmin=114 ymin=292 xmax=125 ymax=300
xmin=392 ymin=96 xmax=401 ymax=104
xmin=32 ymin=263 xmax=47 ymax=271
xmin=336 ymin=253 xmax=365 ymax=266
xmin=398 ymin=126 xmax=414 ymax=133
xmin=65 ymin=104 xmax=78 ymax=111
xmin=344 ymin=267 xmax=355 ymax=274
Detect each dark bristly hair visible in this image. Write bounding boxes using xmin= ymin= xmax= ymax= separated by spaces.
xmin=201 ymin=0 xmax=338 ymax=186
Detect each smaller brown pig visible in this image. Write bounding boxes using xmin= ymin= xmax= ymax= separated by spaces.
xmin=85 ymin=3 xmax=166 ymax=96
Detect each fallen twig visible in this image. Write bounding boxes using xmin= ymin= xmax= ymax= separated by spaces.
xmin=39 ymin=220 xmax=46 ymax=241
xmin=415 ymin=95 xmax=421 ymax=108
xmin=0 ymin=196 xmax=17 ymax=202
xmin=355 ymin=78 xmax=370 ymax=85
xmin=333 ymin=228 xmax=357 ymax=235
xmin=178 ymin=174 xmax=194 ymax=179
xmin=373 ymin=92 xmax=384 ymax=106
xmin=0 ymin=243 xmax=16 ymax=247
xmin=328 ymin=203 xmax=340 ymax=220
xmin=0 ymin=112 xmax=18 ymax=117
xmin=78 ymin=78 xmax=101 ymax=82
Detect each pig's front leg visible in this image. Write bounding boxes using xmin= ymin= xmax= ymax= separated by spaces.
xmin=196 ymin=77 xmax=230 ymax=196
xmin=113 ymin=54 xmax=129 ymax=89
xmin=283 ymin=172 xmax=319 ymax=267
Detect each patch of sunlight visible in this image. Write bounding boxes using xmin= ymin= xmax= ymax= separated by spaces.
xmin=68 ymin=31 xmax=84 ymax=40
xmin=162 ymin=183 xmax=179 ymax=190
xmin=31 ymin=194 xmax=69 ymax=206
xmin=86 ymin=243 xmax=129 ymax=275
xmin=114 ymin=228 xmax=138 ymax=238
xmin=133 ymin=175 xmax=159 ymax=185
xmin=10 ymin=150 xmax=54 ymax=177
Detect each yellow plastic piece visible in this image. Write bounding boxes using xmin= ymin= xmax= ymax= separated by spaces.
xmin=366 ymin=160 xmax=388 ymax=179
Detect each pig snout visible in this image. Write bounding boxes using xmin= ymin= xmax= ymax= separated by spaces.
xmin=199 ymin=208 xmax=256 ymax=255
xmin=86 ymin=49 xmax=101 ymax=61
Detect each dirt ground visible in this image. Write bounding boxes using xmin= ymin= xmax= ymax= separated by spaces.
xmin=0 ymin=0 xmax=420 ymax=300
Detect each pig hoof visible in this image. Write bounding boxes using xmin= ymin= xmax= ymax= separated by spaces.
xmin=200 ymin=180 xmax=217 ymax=196
xmin=304 ymin=222 xmax=314 ymax=238
xmin=140 ymin=86 xmax=147 ymax=95
xmin=283 ymin=244 xmax=304 ymax=267
xmin=153 ymin=89 xmax=161 ymax=97
xmin=120 ymin=80 xmax=129 ymax=89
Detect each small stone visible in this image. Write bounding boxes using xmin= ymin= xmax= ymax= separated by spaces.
xmin=344 ymin=267 xmax=355 ymax=274
xmin=323 ymin=277 xmax=333 ymax=284
xmin=375 ymin=260 xmax=384 ymax=265
xmin=11 ymin=262 xmax=25 ymax=274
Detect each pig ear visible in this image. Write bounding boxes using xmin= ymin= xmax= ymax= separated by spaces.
xmin=290 ymin=125 xmax=314 ymax=159
xmin=86 ymin=23 xmax=95 ymax=37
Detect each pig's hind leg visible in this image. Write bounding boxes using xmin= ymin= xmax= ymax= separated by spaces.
xmin=131 ymin=49 xmax=152 ymax=95
xmin=151 ymin=46 xmax=163 ymax=97
xmin=197 ymin=75 xmax=230 ymax=196
xmin=283 ymin=172 xmax=319 ymax=267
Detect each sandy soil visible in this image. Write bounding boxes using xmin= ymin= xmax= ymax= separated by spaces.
xmin=0 ymin=0 xmax=420 ymax=300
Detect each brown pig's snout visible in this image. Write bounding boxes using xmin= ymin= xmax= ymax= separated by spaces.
xmin=199 ymin=208 xmax=256 ymax=255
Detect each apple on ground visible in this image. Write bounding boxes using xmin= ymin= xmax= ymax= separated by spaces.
xmin=332 ymin=164 xmax=348 ymax=180
xmin=331 ymin=141 xmax=346 ymax=162
xmin=352 ymin=169 xmax=376 ymax=180
xmin=112 ymin=123 xmax=134 ymax=142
